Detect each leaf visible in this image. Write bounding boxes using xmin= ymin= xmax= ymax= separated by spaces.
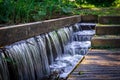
xmin=78 ymin=71 xmax=84 ymax=75
xmin=38 ymin=11 xmax=46 ymax=16
xmin=61 ymin=6 xmax=73 ymax=13
xmin=0 ymin=0 xmax=3 ymax=3
xmin=3 ymin=58 xmax=12 ymax=62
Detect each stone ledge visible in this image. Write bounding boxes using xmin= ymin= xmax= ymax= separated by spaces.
xmin=0 ymin=15 xmax=81 ymax=47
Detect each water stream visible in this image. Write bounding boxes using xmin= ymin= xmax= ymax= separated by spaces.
xmin=0 ymin=23 xmax=96 ymax=80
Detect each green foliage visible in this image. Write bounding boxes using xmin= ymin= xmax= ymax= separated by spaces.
xmin=85 ymin=0 xmax=115 ymax=7
xmin=0 ymin=0 xmax=11 ymax=23
xmin=0 ymin=0 xmax=120 ymax=25
xmin=113 ymin=0 xmax=120 ymax=7
xmin=0 ymin=0 xmax=76 ymax=24
xmin=75 ymin=0 xmax=119 ymax=7
xmin=0 ymin=0 xmax=35 ymax=24
xmin=12 ymin=0 xmax=35 ymax=23
xmin=0 ymin=0 xmax=2 ymax=3
xmin=74 ymin=8 xmax=120 ymax=16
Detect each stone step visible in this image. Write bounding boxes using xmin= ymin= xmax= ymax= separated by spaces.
xmin=98 ymin=16 xmax=120 ymax=24
xmin=96 ymin=25 xmax=120 ymax=35
xmin=91 ymin=35 xmax=120 ymax=48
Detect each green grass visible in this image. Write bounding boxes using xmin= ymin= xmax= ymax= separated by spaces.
xmin=0 ymin=0 xmax=120 ymax=26
xmin=74 ymin=7 xmax=120 ymax=16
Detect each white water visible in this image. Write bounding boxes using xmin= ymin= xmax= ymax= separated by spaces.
xmin=73 ymin=30 xmax=95 ymax=41
xmin=45 ymin=34 xmax=54 ymax=65
xmin=65 ymin=41 xmax=91 ymax=55
xmin=0 ymin=22 xmax=96 ymax=80
xmin=49 ymin=31 xmax=62 ymax=59
xmin=0 ymin=50 xmax=10 ymax=80
xmin=49 ymin=23 xmax=96 ymax=78
xmin=1 ymin=37 xmax=50 ymax=80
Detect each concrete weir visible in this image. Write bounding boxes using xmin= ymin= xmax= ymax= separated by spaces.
xmin=0 ymin=15 xmax=82 ymax=47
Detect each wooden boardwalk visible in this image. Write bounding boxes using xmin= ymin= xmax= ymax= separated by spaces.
xmin=67 ymin=49 xmax=120 ymax=80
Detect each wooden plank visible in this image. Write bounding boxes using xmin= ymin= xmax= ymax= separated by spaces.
xmin=0 ymin=15 xmax=81 ymax=47
xmin=67 ymin=49 xmax=120 ymax=80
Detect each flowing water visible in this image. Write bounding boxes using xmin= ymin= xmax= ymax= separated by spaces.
xmin=73 ymin=30 xmax=95 ymax=41
xmin=0 ymin=50 xmax=10 ymax=80
xmin=0 ymin=23 xmax=96 ymax=80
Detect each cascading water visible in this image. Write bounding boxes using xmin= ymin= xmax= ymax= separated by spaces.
xmin=0 ymin=50 xmax=10 ymax=80
xmin=49 ymin=23 xmax=95 ymax=78
xmin=49 ymin=27 xmax=82 ymax=78
xmin=0 ymin=22 xmax=96 ymax=80
xmin=45 ymin=34 xmax=54 ymax=65
xmin=0 ymin=36 xmax=50 ymax=80
xmin=57 ymin=27 xmax=72 ymax=53
xmin=73 ymin=30 xmax=95 ymax=41
xmin=48 ymin=31 xmax=62 ymax=59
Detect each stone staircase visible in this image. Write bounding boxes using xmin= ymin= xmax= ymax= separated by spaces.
xmin=92 ymin=16 xmax=120 ymax=48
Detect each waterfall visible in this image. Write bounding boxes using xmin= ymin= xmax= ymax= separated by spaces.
xmin=48 ymin=31 xmax=62 ymax=59
xmin=49 ymin=23 xmax=96 ymax=78
xmin=0 ymin=22 xmax=96 ymax=80
xmin=35 ymin=36 xmax=50 ymax=76
xmin=0 ymin=36 xmax=50 ymax=80
xmin=0 ymin=50 xmax=10 ymax=80
xmin=57 ymin=27 xmax=72 ymax=53
xmin=5 ymin=41 xmax=36 ymax=80
xmin=73 ymin=30 xmax=95 ymax=41
xmin=27 ymin=37 xmax=50 ymax=79
xmin=45 ymin=34 xmax=54 ymax=65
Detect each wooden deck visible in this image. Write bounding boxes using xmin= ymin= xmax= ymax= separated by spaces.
xmin=67 ymin=49 xmax=120 ymax=80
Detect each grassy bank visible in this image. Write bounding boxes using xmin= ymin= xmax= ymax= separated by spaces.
xmin=0 ymin=0 xmax=120 ymax=26
xmin=74 ymin=7 xmax=120 ymax=16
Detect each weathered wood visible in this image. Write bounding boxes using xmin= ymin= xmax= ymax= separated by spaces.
xmin=99 ymin=16 xmax=120 ymax=24
xmin=92 ymin=35 xmax=120 ymax=48
xmin=81 ymin=15 xmax=98 ymax=23
xmin=0 ymin=15 xmax=81 ymax=47
xmin=68 ymin=49 xmax=120 ymax=80
xmin=96 ymin=25 xmax=120 ymax=35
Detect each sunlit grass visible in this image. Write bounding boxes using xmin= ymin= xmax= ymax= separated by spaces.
xmin=81 ymin=4 xmax=96 ymax=8
xmin=0 ymin=0 xmax=120 ymax=25
xmin=74 ymin=7 xmax=120 ymax=16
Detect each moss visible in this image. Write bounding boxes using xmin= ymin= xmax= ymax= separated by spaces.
xmin=78 ymin=71 xmax=84 ymax=75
